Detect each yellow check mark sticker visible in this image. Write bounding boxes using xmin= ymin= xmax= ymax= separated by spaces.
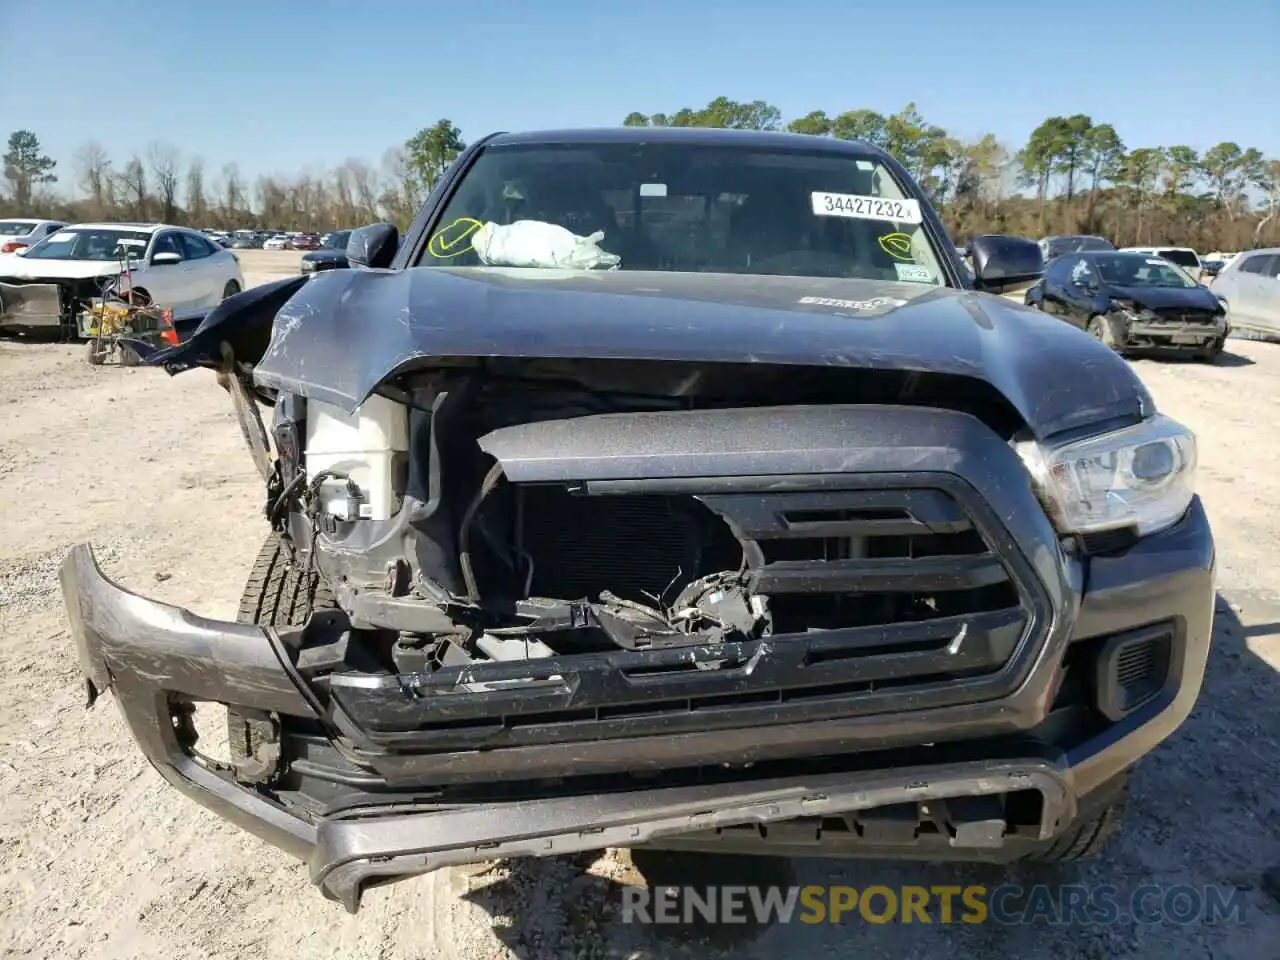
xmin=428 ymin=217 xmax=483 ymax=259
xmin=879 ymin=232 xmax=915 ymax=261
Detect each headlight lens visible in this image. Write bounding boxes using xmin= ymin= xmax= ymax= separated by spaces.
xmin=1016 ymin=414 xmax=1196 ymax=536
xmin=1112 ymin=301 xmax=1145 ymax=322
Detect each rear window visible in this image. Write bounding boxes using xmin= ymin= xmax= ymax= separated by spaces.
xmin=1044 ymin=236 xmax=1115 ymax=258
xmin=1157 ymin=249 xmax=1200 ymax=269
xmin=0 ymin=220 xmax=38 ymax=236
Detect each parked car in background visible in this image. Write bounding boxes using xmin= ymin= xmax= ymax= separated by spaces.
xmin=263 ymin=235 xmax=290 ymax=250
xmin=301 ymin=229 xmax=352 ymax=273
xmin=1199 ymin=258 xmax=1225 ymax=280
xmin=233 ymin=233 xmax=264 ymax=249
xmin=292 ymin=233 xmax=322 ymax=251
xmin=1122 ymin=246 xmax=1203 ymax=284
xmin=1037 ymin=234 xmax=1115 ymax=260
xmin=0 ymin=223 xmax=244 ymax=334
xmin=0 ymin=218 xmax=67 ymax=254
xmin=1024 ymin=249 xmax=1227 ymax=361
xmin=1209 ymin=247 xmax=1280 ymax=336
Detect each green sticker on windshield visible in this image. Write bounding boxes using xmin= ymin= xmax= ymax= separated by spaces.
xmin=879 ymin=232 xmax=914 ymax=261
xmin=427 ymin=217 xmax=482 ymax=259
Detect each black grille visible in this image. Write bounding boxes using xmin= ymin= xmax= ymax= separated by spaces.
xmin=519 ymin=487 xmax=742 ymax=603
xmin=701 ymin=488 xmax=1020 ymax=634
xmin=330 ymin=477 xmax=1049 ymax=752
xmin=1151 ymin=308 xmax=1217 ymax=324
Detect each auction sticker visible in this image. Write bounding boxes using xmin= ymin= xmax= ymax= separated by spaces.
xmin=894 ymin=263 xmax=934 ymax=283
xmin=812 ymin=192 xmax=923 ymax=224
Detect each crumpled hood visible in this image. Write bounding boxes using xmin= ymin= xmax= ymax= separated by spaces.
xmin=1108 ymin=283 xmax=1220 ymax=312
xmin=0 ymin=256 xmax=121 ymax=280
xmin=252 ymin=267 xmax=1150 ymax=442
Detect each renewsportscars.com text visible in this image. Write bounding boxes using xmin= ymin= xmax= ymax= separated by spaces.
xmin=620 ymin=884 xmax=1249 ymax=926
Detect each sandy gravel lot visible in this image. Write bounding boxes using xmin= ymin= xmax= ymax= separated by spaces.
xmin=1 ymin=250 xmax=1277 ymax=959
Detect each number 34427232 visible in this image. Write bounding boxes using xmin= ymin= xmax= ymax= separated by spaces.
xmin=811 ymin=192 xmax=923 ymax=224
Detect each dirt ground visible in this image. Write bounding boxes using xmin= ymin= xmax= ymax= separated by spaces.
xmin=1 ymin=249 xmax=1277 ymax=959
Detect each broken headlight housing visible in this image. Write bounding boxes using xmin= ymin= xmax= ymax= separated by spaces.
xmin=1017 ymin=414 xmax=1197 ymax=537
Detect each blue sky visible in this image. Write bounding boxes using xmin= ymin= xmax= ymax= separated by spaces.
xmin=1 ymin=0 xmax=1274 ymax=190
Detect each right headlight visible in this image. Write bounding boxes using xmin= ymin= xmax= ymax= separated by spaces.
xmin=1015 ymin=414 xmax=1197 ymax=537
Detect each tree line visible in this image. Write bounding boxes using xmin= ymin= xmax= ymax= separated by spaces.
xmin=0 ymin=119 xmax=466 ymax=235
xmin=5 ymin=99 xmax=1278 ymax=250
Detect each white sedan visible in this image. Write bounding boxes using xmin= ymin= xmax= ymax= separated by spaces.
xmin=0 ymin=223 xmax=245 ymax=333
xmin=0 ymin=218 xmax=67 ymax=254
xmin=263 ymin=235 xmax=290 ymax=250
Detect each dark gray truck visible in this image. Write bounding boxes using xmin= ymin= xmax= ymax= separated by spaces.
xmin=61 ymin=128 xmax=1215 ymax=912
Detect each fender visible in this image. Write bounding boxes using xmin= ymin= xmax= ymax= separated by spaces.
xmin=144 ymin=274 xmax=310 ymax=373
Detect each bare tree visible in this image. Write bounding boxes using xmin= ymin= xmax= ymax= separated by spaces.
xmin=345 ymin=159 xmax=380 ymax=223
xmin=332 ymin=163 xmax=356 ymax=227
xmin=220 ymin=162 xmax=246 ymax=223
xmin=147 ymin=143 xmax=181 ymax=223
xmin=256 ymin=174 xmax=288 ymax=228
xmin=185 ymin=157 xmax=207 ymax=225
xmin=378 ymin=146 xmax=418 ymax=227
xmin=119 ymin=155 xmax=148 ymax=220
xmin=73 ymin=141 xmax=113 ymax=218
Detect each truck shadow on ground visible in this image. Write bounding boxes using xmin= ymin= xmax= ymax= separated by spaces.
xmin=1128 ymin=348 xmax=1255 ymax=368
xmin=458 ymin=593 xmax=1280 ymax=959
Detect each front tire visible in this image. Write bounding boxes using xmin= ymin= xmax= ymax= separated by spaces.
xmin=1195 ymin=336 xmax=1225 ymax=363
xmin=1087 ymin=314 xmax=1124 ymax=352
xmin=1028 ymin=777 xmax=1128 ymax=862
xmin=230 ymin=535 xmax=335 ymax=768
xmin=222 ymin=280 xmax=241 ymax=300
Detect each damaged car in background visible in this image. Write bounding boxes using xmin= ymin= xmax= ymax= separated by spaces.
xmin=1024 ymin=249 xmax=1229 ymax=361
xmin=61 ymin=127 xmax=1215 ymax=912
xmin=0 ymin=223 xmax=244 ymax=336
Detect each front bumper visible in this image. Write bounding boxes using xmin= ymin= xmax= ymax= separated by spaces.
xmin=1124 ymin=319 xmax=1227 ymax=347
xmin=61 ymin=496 xmax=1214 ymax=910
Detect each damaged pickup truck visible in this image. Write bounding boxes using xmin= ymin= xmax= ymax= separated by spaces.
xmin=60 ymin=127 xmax=1215 ymax=912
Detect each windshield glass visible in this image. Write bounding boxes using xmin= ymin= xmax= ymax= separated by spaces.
xmin=21 ymin=228 xmax=152 ymax=261
xmin=420 ymin=142 xmax=947 ymax=285
xmin=1093 ymin=253 xmax=1198 ymax=288
xmin=1157 ymin=249 xmax=1200 ymax=269
xmin=0 ymin=220 xmax=39 ymax=236
xmin=324 ymin=231 xmax=351 ymax=249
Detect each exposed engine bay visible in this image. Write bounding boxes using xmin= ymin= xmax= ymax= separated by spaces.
xmin=250 ymin=357 xmax=1026 ymax=680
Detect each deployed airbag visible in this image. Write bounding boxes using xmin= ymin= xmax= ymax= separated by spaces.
xmin=471 ymin=220 xmax=621 ymax=271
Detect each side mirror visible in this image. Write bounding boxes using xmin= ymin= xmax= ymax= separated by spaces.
xmin=346 ymin=223 xmax=399 ymax=269
xmin=968 ymin=234 xmax=1044 ymax=294
xmin=152 ymin=251 xmax=183 ymax=266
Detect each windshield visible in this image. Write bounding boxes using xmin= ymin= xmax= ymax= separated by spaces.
xmin=20 ymin=228 xmax=152 ymax=262
xmin=324 ymin=231 xmax=351 ymax=249
xmin=0 ymin=220 xmax=40 ymax=236
xmin=420 ymin=142 xmax=947 ymax=285
xmin=1093 ymin=254 xmax=1198 ymax=288
xmin=1156 ymin=249 xmax=1200 ymax=269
